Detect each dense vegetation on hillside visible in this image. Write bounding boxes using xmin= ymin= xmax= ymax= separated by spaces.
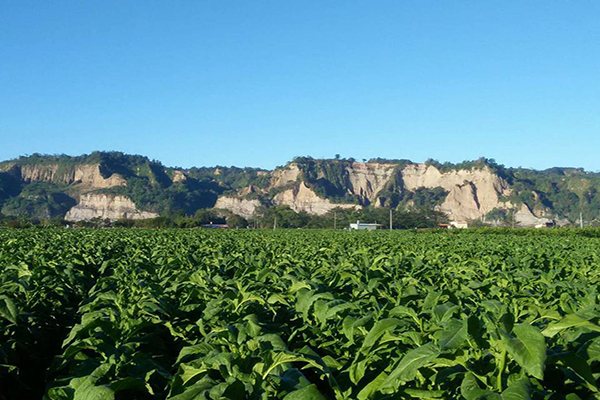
xmin=1 ymin=152 xmax=600 ymax=224
xmin=2 ymin=229 xmax=600 ymax=398
xmin=0 ymin=152 xmax=270 ymax=219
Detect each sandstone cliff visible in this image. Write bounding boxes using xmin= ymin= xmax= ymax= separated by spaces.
xmin=400 ymin=164 xmax=510 ymax=221
xmin=214 ymin=161 xmax=551 ymax=226
xmin=214 ymin=196 xmax=261 ymax=219
xmin=1 ymin=153 xmax=583 ymax=225
xmin=343 ymin=162 xmax=397 ymax=203
xmin=273 ymin=182 xmax=359 ymax=215
xmin=65 ymin=194 xmax=158 ymax=221
xmin=270 ymin=164 xmax=301 ymax=188
xmin=7 ymin=163 xmax=126 ymax=188
xmin=171 ymin=170 xmax=187 ymax=183
xmin=399 ymin=164 xmax=548 ymax=225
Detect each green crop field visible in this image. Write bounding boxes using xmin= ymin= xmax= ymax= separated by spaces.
xmin=1 ymin=229 xmax=600 ymax=399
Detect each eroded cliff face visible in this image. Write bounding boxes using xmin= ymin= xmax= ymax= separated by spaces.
xmin=273 ymin=182 xmax=359 ymax=215
xmin=65 ymin=194 xmax=158 ymax=221
xmin=270 ymin=164 xmax=301 ymax=188
xmin=400 ymin=164 xmax=547 ymax=225
xmin=401 ymin=164 xmax=510 ymax=210
xmin=171 ymin=170 xmax=187 ymax=183
xmin=13 ymin=164 xmax=126 ymax=188
xmin=344 ymin=162 xmax=397 ymax=203
xmin=214 ymin=196 xmax=261 ymax=219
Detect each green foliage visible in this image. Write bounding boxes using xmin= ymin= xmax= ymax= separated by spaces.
xmin=398 ymin=187 xmax=449 ymax=209
xmin=225 ymin=213 xmax=248 ymax=229
xmin=1 ymin=229 xmax=600 ymax=398
xmin=187 ymin=166 xmax=270 ymax=191
xmin=3 ymin=152 xmax=600 ymax=224
xmin=295 ymin=158 xmax=361 ymax=204
xmin=1 ymin=182 xmax=76 ymax=219
xmin=425 ymin=157 xmax=507 ymax=175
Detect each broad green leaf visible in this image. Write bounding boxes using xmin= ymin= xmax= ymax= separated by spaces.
xmin=283 ymin=384 xmax=327 ymax=399
xmin=422 ymin=291 xmax=441 ymax=312
xmin=500 ymin=323 xmax=546 ymax=380
xmin=260 ymin=352 xmax=323 ymax=379
xmin=577 ymin=336 xmax=600 ymax=362
xmin=461 ymin=372 xmax=498 ymax=400
xmin=556 ymin=353 xmax=599 ymax=392
xmin=342 ymin=316 xmax=357 ymax=342
xmin=0 ymin=296 xmax=18 ymax=324
xmin=501 ymin=378 xmax=530 ymax=400
xmin=359 ymin=318 xmax=402 ymax=353
xmin=69 ymin=364 xmax=115 ymax=400
xmin=436 ymin=318 xmax=468 ymax=349
xmin=357 ymin=371 xmax=388 ymax=400
xmin=542 ymin=314 xmax=600 ymax=338
xmin=403 ymin=388 xmax=445 ymax=398
xmin=168 ymin=376 xmax=216 ymax=400
xmin=565 ymin=395 xmax=583 ymax=400
xmin=381 ymin=343 xmax=441 ymax=388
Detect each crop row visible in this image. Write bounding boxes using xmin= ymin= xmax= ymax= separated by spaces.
xmin=1 ymin=229 xmax=600 ymax=399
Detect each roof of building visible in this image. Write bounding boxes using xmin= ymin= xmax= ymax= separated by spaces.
xmin=201 ymin=224 xmax=229 ymax=229
xmin=350 ymin=222 xmax=383 ymax=226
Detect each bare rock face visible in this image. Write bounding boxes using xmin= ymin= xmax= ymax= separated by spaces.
xmin=171 ymin=170 xmax=187 ymax=183
xmin=212 ymin=162 xmax=552 ymax=226
xmin=514 ymin=204 xmax=552 ymax=226
xmin=214 ymin=196 xmax=261 ymax=219
xmin=72 ymin=165 xmax=127 ymax=188
xmin=400 ymin=164 xmax=547 ymax=225
xmin=439 ymin=182 xmax=483 ymax=221
xmin=65 ymin=194 xmax=158 ymax=221
xmin=344 ymin=162 xmax=396 ymax=203
xmin=16 ymin=164 xmax=126 ymax=188
xmin=273 ymin=182 xmax=359 ymax=215
xmin=270 ymin=164 xmax=301 ymax=188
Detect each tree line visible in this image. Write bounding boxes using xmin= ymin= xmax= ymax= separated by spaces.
xmin=0 ymin=205 xmax=449 ymax=229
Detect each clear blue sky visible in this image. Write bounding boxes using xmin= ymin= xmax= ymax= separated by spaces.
xmin=1 ymin=2 xmax=599 ymax=171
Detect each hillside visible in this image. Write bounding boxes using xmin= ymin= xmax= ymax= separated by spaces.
xmin=1 ymin=152 xmax=599 ymax=226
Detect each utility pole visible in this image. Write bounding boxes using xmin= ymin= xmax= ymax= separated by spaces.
xmin=274 ymin=216 xmax=277 ymax=230
xmin=334 ymin=212 xmax=337 ymax=230
xmin=389 ymin=209 xmax=393 ymax=231
xmin=512 ymin=208 xmax=516 ymax=229
xmin=580 ymin=212 xmax=584 ymax=229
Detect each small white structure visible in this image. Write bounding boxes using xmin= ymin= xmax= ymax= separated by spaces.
xmin=349 ymin=221 xmax=382 ymax=231
xmin=450 ymin=221 xmax=469 ymax=229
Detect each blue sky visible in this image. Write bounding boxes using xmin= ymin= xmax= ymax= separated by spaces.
xmin=1 ymin=1 xmax=599 ymax=170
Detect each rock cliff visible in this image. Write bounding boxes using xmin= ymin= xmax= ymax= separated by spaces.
xmin=270 ymin=164 xmax=301 ymax=188
xmin=399 ymin=164 xmax=547 ymax=225
xmin=214 ymin=161 xmax=551 ymax=225
xmin=8 ymin=163 xmax=126 ymax=188
xmin=65 ymin=194 xmax=158 ymax=221
xmin=214 ymin=196 xmax=261 ymax=219
xmin=1 ymin=152 xmax=593 ymax=225
xmin=273 ymin=182 xmax=359 ymax=215
xmin=344 ymin=162 xmax=397 ymax=203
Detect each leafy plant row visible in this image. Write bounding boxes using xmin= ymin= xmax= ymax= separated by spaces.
xmin=1 ymin=229 xmax=600 ymax=399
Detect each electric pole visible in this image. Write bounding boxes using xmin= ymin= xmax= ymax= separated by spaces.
xmin=580 ymin=212 xmax=584 ymax=229
xmin=512 ymin=207 xmax=516 ymax=229
xmin=334 ymin=212 xmax=337 ymax=230
xmin=389 ymin=209 xmax=393 ymax=231
xmin=274 ymin=216 xmax=277 ymax=230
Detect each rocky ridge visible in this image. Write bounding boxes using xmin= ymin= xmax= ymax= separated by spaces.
xmin=65 ymin=194 xmax=158 ymax=221
xmin=0 ymin=153 xmax=592 ymax=225
xmin=215 ymin=161 xmax=551 ymax=225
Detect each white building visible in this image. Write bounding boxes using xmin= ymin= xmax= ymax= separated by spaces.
xmin=450 ymin=221 xmax=469 ymax=229
xmin=349 ymin=221 xmax=382 ymax=231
